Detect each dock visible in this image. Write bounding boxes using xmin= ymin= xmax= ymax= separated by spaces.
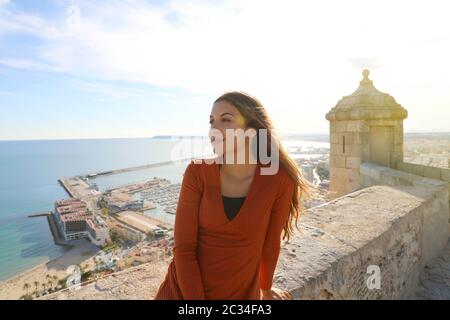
xmin=29 ymin=211 xmax=73 ymax=247
xmin=58 ymin=179 xmax=75 ymax=197
xmin=58 ymin=157 xmax=195 ymax=199
xmin=28 ymin=211 xmax=52 ymax=218
xmin=86 ymin=157 xmax=194 ymax=178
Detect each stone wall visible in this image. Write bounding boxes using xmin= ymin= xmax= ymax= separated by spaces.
xmin=274 ymin=163 xmax=449 ymax=299
xmin=397 ymin=161 xmax=450 ymax=226
xmin=360 ymin=163 xmax=449 ymax=267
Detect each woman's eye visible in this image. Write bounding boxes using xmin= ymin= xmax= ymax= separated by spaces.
xmin=209 ymin=118 xmax=230 ymax=125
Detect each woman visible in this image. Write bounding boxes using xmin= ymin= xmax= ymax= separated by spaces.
xmin=155 ymin=91 xmax=312 ymax=300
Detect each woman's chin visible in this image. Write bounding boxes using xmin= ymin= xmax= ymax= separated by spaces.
xmin=212 ymin=147 xmax=224 ymax=156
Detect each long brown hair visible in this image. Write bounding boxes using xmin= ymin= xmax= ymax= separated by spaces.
xmin=214 ymin=91 xmax=316 ymax=241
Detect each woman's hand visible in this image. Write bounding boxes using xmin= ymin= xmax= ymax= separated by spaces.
xmin=260 ymin=287 xmax=292 ymax=300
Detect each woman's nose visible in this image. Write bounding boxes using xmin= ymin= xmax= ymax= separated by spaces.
xmin=208 ymin=128 xmax=216 ymax=142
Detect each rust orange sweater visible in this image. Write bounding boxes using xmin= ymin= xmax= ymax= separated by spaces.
xmin=155 ymin=158 xmax=295 ymax=300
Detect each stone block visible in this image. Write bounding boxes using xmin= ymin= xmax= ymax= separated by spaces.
xmin=411 ymin=163 xmax=425 ymax=177
xmin=330 ymin=133 xmax=339 ymax=144
xmin=330 ymin=143 xmax=342 ymax=155
xmin=346 ymin=121 xmax=364 ymax=132
xmin=348 ymin=144 xmax=362 ymax=157
xmin=353 ymin=133 xmax=369 ymax=145
xmin=362 ymin=145 xmax=370 ymax=161
xmin=441 ymin=169 xmax=450 ymax=182
xmin=346 ymin=157 xmax=362 ymax=169
xmin=335 ymin=121 xmax=347 ymax=132
xmin=332 ymin=156 xmax=346 ymax=168
xmin=424 ymin=166 xmax=441 ymax=180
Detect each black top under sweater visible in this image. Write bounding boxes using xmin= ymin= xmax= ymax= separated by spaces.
xmin=222 ymin=195 xmax=246 ymax=221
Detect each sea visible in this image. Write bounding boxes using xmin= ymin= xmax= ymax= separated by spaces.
xmin=0 ymin=137 xmax=329 ymax=281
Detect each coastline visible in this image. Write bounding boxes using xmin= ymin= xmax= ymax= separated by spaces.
xmin=0 ymin=260 xmax=51 ymax=285
xmin=0 ymin=212 xmax=73 ymax=285
xmin=0 ymin=239 xmax=99 ymax=300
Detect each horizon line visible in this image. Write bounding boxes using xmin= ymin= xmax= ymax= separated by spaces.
xmin=1 ymin=131 xmax=450 ymax=142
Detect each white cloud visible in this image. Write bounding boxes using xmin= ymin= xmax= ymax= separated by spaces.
xmin=0 ymin=4 xmax=59 ymax=37
xmin=0 ymin=58 xmax=65 ymax=72
xmin=1 ymin=0 xmax=450 ymax=133
xmin=76 ymin=81 xmax=148 ymax=100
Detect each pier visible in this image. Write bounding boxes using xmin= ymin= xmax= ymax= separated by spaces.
xmin=29 ymin=211 xmax=73 ymax=247
xmin=58 ymin=157 xmax=195 ymax=199
xmin=58 ymin=176 xmax=101 ymax=199
xmin=28 ymin=211 xmax=52 ymax=218
xmin=58 ymin=179 xmax=75 ymax=197
xmin=85 ymin=157 xmax=194 ymax=178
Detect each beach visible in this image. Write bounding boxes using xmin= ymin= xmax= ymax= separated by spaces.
xmin=0 ymin=239 xmax=99 ymax=300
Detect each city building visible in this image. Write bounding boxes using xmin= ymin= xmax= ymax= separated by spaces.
xmin=86 ymin=216 xmax=110 ymax=246
xmin=111 ymin=223 xmax=144 ymax=243
xmin=53 ymin=198 xmax=109 ymax=246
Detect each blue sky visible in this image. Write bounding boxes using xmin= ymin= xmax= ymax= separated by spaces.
xmin=1 ymin=0 xmax=449 ymax=140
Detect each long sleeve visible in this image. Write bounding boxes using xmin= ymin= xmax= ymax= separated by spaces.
xmin=173 ymin=161 xmax=206 ymax=299
xmin=259 ymin=172 xmax=295 ymax=291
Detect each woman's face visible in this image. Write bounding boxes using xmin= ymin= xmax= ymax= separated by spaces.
xmin=209 ymin=100 xmax=255 ymax=160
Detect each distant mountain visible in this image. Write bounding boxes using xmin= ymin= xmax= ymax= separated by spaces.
xmin=281 ymin=133 xmax=329 ymax=142
xmin=404 ymin=132 xmax=450 ymax=140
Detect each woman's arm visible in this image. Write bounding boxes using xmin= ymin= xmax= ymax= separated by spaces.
xmin=259 ymin=172 xmax=295 ymax=291
xmin=173 ymin=161 xmax=206 ymax=299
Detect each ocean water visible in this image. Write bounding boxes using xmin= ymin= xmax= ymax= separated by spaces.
xmin=0 ymin=137 xmax=328 ymax=282
xmin=0 ymin=138 xmax=210 ymax=281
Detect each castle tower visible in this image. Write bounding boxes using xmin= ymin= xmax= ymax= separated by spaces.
xmin=325 ymin=70 xmax=408 ymax=198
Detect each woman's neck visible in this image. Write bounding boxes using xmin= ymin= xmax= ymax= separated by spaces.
xmin=220 ymin=162 xmax=258 ymax=181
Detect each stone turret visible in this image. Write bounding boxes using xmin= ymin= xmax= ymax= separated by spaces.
xmin=326 ymin=70 xmax=408 ymax=198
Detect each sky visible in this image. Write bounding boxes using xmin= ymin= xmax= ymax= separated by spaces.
xmin=0 ymin=0 xmax=449 ymax=140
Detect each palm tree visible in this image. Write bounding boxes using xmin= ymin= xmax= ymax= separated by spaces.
xmin=23 ymin=283 xmax=30 ymax=295
xmin=41 ymin=283 xmax=46 ymax=294
xmin=33 ymin=281 xmax=39 ymax=295
xmin=46 ymin=274 xmax=53 ymax=289
xmin=52 ymin=275 xmax=58 ymax=289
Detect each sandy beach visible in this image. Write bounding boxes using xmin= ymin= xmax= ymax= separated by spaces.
xmin=0 ymin=239 xmax=99 ymax=300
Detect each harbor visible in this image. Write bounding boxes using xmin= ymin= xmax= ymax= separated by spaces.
xmin=28 ymin=159 xmax=190 ymax=254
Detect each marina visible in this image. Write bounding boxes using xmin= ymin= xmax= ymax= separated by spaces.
xmin=27 ymin=159 xmax=190 ymax=253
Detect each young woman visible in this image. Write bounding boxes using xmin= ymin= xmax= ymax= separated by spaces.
xmin=155 ymin=91 xmax=312 ymax=300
